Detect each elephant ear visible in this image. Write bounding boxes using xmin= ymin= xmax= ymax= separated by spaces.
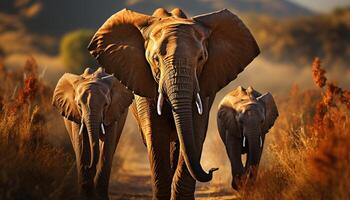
xmin=52 ymin=73 xmax=81 ymax=123
xmin=88 ymin=9 xmax=157 ymax=98
xmin=218 ymin=93 xmax=243 ymax=139
xmin=104 ymin=79 xmax=134 ymax=126
xmin=217 ymin=105 xmax=241 ymax=140
xmin=193 ymin=9 xmax=260 ymax=97
xmin=257 ymin=92 xmax=279 ymax=134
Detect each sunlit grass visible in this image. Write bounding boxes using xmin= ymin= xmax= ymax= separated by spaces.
xmin=0 ymin=57 xmax=73 ymax=199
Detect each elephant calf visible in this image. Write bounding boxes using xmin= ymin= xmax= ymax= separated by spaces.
xmin=217 ymin=86 xmax=278 ymax=190
xmin=52 ymin=67 xmax=133 ymax=199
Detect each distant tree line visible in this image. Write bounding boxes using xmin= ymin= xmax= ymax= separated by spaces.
xmin=247 ymin=7 xmax=350 ymax=68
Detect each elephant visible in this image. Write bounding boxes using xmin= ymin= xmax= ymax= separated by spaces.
xmin=88 ymin=7 xmax=260 ymax=199
xmin=52 ymin=67 xmax=133 ymax=199
xmin=217 ymin=86 xmax=278 ymax=190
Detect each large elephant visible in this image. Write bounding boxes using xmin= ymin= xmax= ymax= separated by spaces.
xmin=52 ymin=67 xmax=133 ymax=199
xmin=217 ymin=86 xmax=278 ymax=190
xmin=88 ymin=8 xmax=259 ymax=199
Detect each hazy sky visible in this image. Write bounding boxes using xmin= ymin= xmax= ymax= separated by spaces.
xmin=289 ymin=0 xmax=350 ymax=12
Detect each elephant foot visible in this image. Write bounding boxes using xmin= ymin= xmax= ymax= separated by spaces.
xmin=95 ymin=188 xmax=109 ymax=200
xmin=96 ymin=193 xmax=109 ymax=200
xmin=231 ymin=174 xmax=244 ymax=191
xmin=171 ymin=180 xmax=195 ymax=200
xmin=78 ymin=179 xmax=97 ymax=199
xmin=171 ymin=192 xmax=195 ymax=200
xmin=80 ymin=189 xmax=97 ymax=200
xmin=152 ymin=194 xmax=171 ymax=200
xmin=95 ymin=181 xmax=110 ymax=200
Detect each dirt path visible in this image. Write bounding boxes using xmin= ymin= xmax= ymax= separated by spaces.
xmin=107 ymin=116 xmax=241 ymax=199
xmin=110 ymin=174 xmax=238 ymax=200
xmin=109 ymin=158 xmax=238 ymax=200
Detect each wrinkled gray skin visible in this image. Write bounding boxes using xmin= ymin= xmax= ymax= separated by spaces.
xmin=52 ymin=67 xmax=133 ymax=199
xmin=217 ymin=86 xmax=278 ymax=190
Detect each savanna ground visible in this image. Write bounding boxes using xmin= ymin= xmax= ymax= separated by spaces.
xmin=1 ymin=54 xmax=350 ymax=200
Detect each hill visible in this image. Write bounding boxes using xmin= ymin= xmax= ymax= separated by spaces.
xmin=0 ymin=0 xmax=312 ymax=36
xmin=2 ymin=1 xmax=349 ymax=70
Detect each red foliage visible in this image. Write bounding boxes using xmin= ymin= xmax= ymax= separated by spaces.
xmin=311 ymin=57 xmax=326 ymax=88
xmin=311 ymin=57 xmax=350 ymax=137
xmin=17 ymin=76 xmax=39 ymax=104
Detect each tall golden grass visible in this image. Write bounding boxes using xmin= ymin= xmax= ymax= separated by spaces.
xmin=0 ymin=57 xmax=73 ymax=199
xmin=239 ymin=58 xmax=350 ymax=200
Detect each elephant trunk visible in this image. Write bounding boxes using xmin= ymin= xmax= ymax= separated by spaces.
xmin=164 ymin=64 xmax=216 ymax=182
xmin=85 ymin=114 xmax=100 ymax=172
xmin=244 ymin=127 xmax=262 ymax=176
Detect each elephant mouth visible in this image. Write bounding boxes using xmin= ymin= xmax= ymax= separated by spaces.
xmin=156 ymin=91 xmax=203 ymax=116
xmin=78 ymin=119 xmax=107 ymax=136
xmin=156 ymin=70 xmax=203 ymax=116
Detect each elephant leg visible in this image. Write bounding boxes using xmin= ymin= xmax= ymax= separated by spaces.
xmin=144 ymin=121 xmax=172 ymax=200
xmin=134 ymin=95 xmax=172 ymax=200
xmin=64 ymin=119 xmax=95 ymax=198
xmin=93 ymin=137 xmax=114 ymax=199
xmin=94 ymin=140 xmax=113 ymax=200
xmin=170 ymin=140 xmax=180 ymax=177
xmin=228 ymin=138 xmax=244 ymax=190
xmin=171 ymin=154 xmax=196 ymax=200
xmin=94 ymin=111 xmax=128 ymax=199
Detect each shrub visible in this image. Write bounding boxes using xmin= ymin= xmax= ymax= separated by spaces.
xmin=59 ymin=29 xmax=97 ymax=73
xmin=0 ymin=57 xmax=74 ymax=199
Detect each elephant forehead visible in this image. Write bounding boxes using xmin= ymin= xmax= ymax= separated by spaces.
xmin=150 ymin=20 xmax=201 ymax=40
xmin=220 ymin=95 xmax=261 ymax=112
xmin=241 ymin=102 xmax=263 ymax=112
xmin=76 ymin=81 xmax=109 ymax=94
xmin=157 ymin=17 xmax=195 ymax=26
xmin=237 ymin=101 xmax=259 ymax=112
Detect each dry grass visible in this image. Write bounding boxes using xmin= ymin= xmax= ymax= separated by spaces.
xmin=0 ymin=57 xmax=73 ymax=199
xmin=238 ymin=58 xmax=350 ymax=200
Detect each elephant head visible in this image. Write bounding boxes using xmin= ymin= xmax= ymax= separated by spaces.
xmin=217 ymin=86 xmax=278 ymax=189
xmin=88 ymin=8 xmax=260 ymax=182
xmin=52 ymin=67 xmax=133 ymax=174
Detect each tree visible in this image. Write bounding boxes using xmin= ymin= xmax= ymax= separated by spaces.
xmin=60 ymin=29 xmax=97 ymax=73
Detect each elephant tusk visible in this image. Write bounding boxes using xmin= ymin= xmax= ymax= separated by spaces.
xmin=243 ymin=136 xmax=246 ymax=147
xmin=101 ymin=123 xmax=106 ymax=135
xmin=157 ymin=92 xmax=164 ymax=116
xmin=260 ymin=136 xmax=263 ymax=147
xmin=101 ymin=74 xmax=114 ymax=80
xmin=79 ymin=120 xmax=84 ymax=136
xmin=195 ymin=93 xmax=203 ymax=115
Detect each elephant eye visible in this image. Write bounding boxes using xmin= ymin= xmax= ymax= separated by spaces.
xmin=198 ymin=55 xmax=204 ymax=62
xmin=153 ymin=55 xmax=159 ymax=64
xmin=155 ymin=69 xmax=160 ymax=81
